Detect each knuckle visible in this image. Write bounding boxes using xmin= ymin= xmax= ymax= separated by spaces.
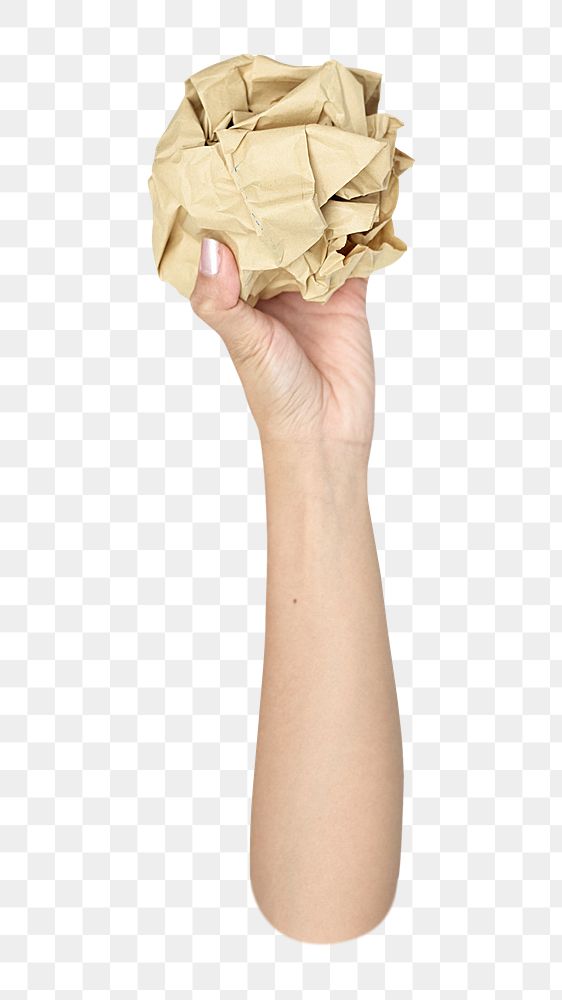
xmin=189 ymin=289 xmax=214 ymax=321
xmin=229 ymin=317 xmax=274 ymax=370
xmin=229 ymin=334 xmax=263 ymax=368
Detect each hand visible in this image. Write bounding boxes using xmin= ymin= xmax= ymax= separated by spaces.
xmin=189 ymin=238 xmax=375 ymax=453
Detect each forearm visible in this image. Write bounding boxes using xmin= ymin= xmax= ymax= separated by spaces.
xmin=249 ymin=441 xmax=403 ymax=943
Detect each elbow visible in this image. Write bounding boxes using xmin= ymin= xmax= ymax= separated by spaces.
xmin=250 ymin=863 xmax=401 ymax=945
xmin=359 ymin=876 xmax=400 ymax=936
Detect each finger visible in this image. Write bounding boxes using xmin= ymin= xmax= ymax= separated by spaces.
xmin=190 ymin=238 xmax=274 ymax=370
xmin=343 ymin=276 xmax=368 ymax=301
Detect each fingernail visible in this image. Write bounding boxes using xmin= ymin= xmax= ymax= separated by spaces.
xmin=199 ymin=237 xmax=220 ymax=276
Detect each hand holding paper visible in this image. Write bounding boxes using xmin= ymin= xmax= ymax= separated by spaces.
xmin=149 ymin=54 xmax=414 ymax=305
xmin=190 ymin=236 xmax=376 ymax=450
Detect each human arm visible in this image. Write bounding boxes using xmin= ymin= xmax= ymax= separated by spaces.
xmin=190 ymin=238 xmax=404 ymax=943
xmin=251 ymin=438 xmax=403 ymax=943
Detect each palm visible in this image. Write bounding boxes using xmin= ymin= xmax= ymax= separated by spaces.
xmin=254 ymin=277 xmax=375 ymax=445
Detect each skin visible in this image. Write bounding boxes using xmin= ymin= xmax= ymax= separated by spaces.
xmin=190 ymin=240 xmax=404 ymax=944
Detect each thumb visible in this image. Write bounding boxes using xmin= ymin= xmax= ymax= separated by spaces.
xmin=189 ymin=238 xmax=274 ymax=371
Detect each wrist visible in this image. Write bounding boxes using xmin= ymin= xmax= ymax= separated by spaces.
xmin=261 ymin=439 xmax=371 ymax=509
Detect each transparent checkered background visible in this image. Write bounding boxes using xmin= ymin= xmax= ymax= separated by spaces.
xmin=0 ymin=0 xmax=560 ymax=995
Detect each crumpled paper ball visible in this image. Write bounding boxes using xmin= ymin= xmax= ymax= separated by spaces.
xmin=149 ymin=54 xmax=414 ymax=306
